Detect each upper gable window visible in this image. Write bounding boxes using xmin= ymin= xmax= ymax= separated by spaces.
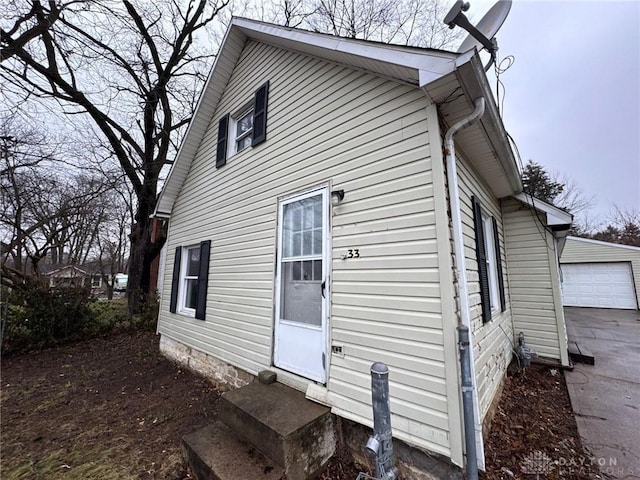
xmin=233 ymin=106 xmax=254 ymax=153
xmin=216 ymin=81 xmax=269 ymax=169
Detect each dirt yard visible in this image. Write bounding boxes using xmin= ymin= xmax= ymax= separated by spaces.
xmin=1 ymin=332 xmax=218 ymax=479
xmin=1 ymin=332 xmax=595 ymax=479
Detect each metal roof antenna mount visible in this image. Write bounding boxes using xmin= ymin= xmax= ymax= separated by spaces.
xmin=444 ymin=0 xmax=512 ymax=71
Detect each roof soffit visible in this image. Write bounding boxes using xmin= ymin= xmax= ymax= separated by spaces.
xmin=423 ymin=54 xmax=522 ymax=199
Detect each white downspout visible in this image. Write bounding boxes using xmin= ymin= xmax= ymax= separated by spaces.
xmin=444 ymin=97 xmax=486 ymax=472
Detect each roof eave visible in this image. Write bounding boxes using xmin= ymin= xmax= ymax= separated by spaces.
xmin=234 ymin=17 xmax=459 ymax=80
xmin=153 ymin=21 xmax=245 ymax=217
xmin=513 ymin=192 xmax=574 ymax=226
xmin=566 ymin=235 xmax=640 ymax=252
xmin=455 ymin=54 xmax=522 ymax=196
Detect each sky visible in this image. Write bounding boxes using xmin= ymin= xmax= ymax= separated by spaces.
xmin=3 ymin=0 xmax=637 ymax=226
xmin=459 ymin=0 xmax=640 ymax=224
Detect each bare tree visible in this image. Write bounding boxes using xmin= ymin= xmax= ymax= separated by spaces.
xmin=2 ymin=0 xmax=460 ymax=311
xmin=0 ymin=114 xmax=68 ymax=284
xmin=1 ymin=167 xmax=110 ymax=291
xmin=587 ymin=207 xmax=640 ymax=247
xmin=224 ymin=0 xmax=462 ymax=47
xmin=0 ymin=113 xmax=125 ymax=289
xmin=1 ymin=0 xmax=228 ymax=312
xmin=93 ymin=180 xmax=134 ymax=299
xmin=551 ymin=172 xmax=595 ymax=220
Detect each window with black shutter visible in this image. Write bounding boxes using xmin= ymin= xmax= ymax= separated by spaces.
xmin=252 ymin=81 xmax=269 ymax=146
xmin=492 ymin=217 xmax=506 ymax=312
xmin=216 ymin=81 xmax=270 ymax=168
xmin=472 ymin=196 xmax=506 ymax=323
xmin=169 ymin=240 xmax=211 ymax=320
xmin=216 ymin=114 xmax=229 ymax=168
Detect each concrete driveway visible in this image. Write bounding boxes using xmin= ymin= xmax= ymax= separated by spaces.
xmin=564 ymin=307 xmax=640 ymax=479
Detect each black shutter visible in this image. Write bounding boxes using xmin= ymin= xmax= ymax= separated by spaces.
xmin=492 ymin=217 xmax=506 ymax=312
xmin=169 ymin=246 xmax=181 ymax=313
xmin=252 ymin=81 xmax=269 ymax=147
xmin=216 ymin=114 xmax=229 ymax=168
xmin=195 ymin=240 xmax=211 ymax=320
xmin=472 ymin=196 xmax=491 ymax=323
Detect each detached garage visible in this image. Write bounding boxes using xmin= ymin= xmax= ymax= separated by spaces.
xmin=561 ymin=236 xmax=640 ymax=310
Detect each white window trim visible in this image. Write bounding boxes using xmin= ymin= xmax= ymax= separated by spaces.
xmin=482 ymin=212 xmax=500 ymax=313
xmin=179 ymin=245 xmax=199 ymax=317
xmin=91 ymin=275 xmax=102 ymax=288
xmin=227 ymin=102 xmax=254 ymax=158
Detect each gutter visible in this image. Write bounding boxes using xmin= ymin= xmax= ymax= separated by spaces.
xmin=456 ymin=54 xmax=522 ymax=194
xmin=444 ymin=97 xmax=486 ymax=479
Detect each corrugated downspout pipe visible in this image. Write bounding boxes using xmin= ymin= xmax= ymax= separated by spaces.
xmin=444 ymin=97 xmax=486 ymax=480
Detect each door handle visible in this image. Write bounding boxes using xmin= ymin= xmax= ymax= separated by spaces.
xmin=321 ymin=280 xmax=326 ymax=298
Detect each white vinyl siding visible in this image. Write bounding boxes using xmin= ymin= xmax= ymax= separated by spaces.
xmin=158 ymin=41 xmax=452 ymax=457
xmin=502 ymin=198 xmax=569 ymax=364
xmin=561 ymin=237 xmax=640 ymax=309
xmin=455 ymin=154 xmax=513 ymax=420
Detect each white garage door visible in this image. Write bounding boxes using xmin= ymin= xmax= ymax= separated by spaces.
xmin=561 ymin=262 xmax=637 ymax=309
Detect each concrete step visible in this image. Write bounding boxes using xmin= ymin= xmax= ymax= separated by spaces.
xmin=219 ymin=381 xmax=336 ymax=480
xmin=183 ymin=421 xmax=284 ymax=480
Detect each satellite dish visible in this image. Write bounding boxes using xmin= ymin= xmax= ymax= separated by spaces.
xmin=444 ymin=0 xmax=512 ymax=70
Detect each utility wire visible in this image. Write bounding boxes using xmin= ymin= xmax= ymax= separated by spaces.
xmin=493 ymin=52 xmax=560 ymax=251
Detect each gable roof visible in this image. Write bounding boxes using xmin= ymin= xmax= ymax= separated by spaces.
xmin=154 ymin=17 xmax=521 ymax=217
xmin=513 ymin=192 xmax=573 ymax=228
xmin=45 ymin=265 xmax=88 ymax=277
xmin=566 ymin=235 xmax=640 ymax=252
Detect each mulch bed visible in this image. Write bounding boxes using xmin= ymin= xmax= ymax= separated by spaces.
xmin=1 ymin=332 xmax=596 ymax=479
xmin=482 ymin=363 xmax=599 ymax=480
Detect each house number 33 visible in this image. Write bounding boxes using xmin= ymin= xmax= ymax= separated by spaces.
xmin=345 ymin=249 xmax=360 ymax=259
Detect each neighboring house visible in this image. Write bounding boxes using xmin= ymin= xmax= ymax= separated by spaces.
xmin=561 ymin=236 xmax=640 ymax=310
xmin=45 ymin=265 xmax=128 ymax=297
xmin=152 ymin=18 xmax=572 ymax=474
xmin=45 ymin=266 xmax=99 ymax=290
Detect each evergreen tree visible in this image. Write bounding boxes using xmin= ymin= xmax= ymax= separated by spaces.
xmin=521 ymin=160 xmax=565 ymax=204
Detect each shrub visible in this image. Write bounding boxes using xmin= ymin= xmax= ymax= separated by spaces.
xmin=1 ymin=286 xmax=160 ymax=355
xmin=1 ymin=285 xmax=96 ymax=353
xmin=130 ymin=293 xmax=159 ymax=332
xmin=89 ymin=298 xmax=129 ymax=334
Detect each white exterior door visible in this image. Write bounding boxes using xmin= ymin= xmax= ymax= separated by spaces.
xmin=561 ymin=262 xmax=637 ymax=309
xmin=274 ymin=188 xmax=329 ymax=382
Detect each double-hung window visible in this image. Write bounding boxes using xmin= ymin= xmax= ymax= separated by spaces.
xmin=216 ymin=81 xmax=269 ymax=168
xmin=482 ymin=212 xmax=501 ymax=311
xmin=234 ymin=107 xmax=254 ymax=153
xmin=472 ymin=196 xmax=506 ymax=322
xmin=181 ymin=245 xmax=201 ymax=313
xmin=169 ymin=240 xmax=211 ymax=320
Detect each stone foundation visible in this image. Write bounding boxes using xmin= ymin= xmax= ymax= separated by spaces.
xmin=339 ymin=417 xmax=462 ymax=480
xmin=482 ymin=368 xmax=506 ymax=438
xmin=159 ymin=335 xmax=254 ymax=391
xmin=160 ymin=334 xmax=464 ymax=480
